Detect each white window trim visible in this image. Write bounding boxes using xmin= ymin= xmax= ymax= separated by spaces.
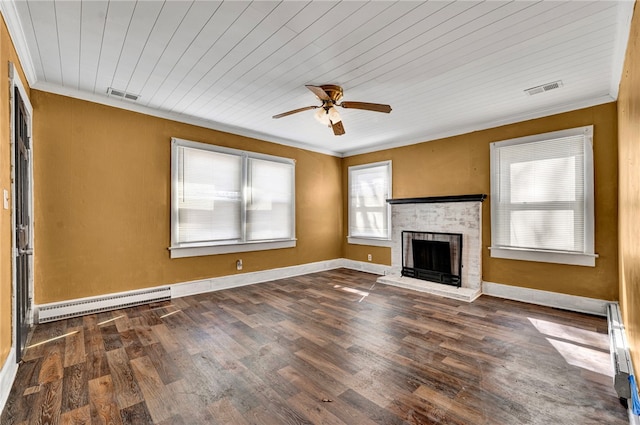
xmin=489 ymin=126 xmax=597 ymax=267
xmin=169 ymin=239 xmax=296 ymax=259
xmin=169 ymin=138 xmax=296 ymax=258
xmin=347 ymin=237 xmax=393 ymax=247
xmin=347 ymin=160 xmax=392 ymax=244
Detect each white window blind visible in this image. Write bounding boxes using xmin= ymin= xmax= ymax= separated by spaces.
xmin=247 ymin=158 xmax=294 ymax=241
xmin=177 ymin=147 xmax=242 ymax=243
xmin=490 ymin=126 xmax=595 ymax=266
xmin=171 ymin=138 xmax=295 ymax=258
xmin=348 ymin=161 xmax=392 ymax=240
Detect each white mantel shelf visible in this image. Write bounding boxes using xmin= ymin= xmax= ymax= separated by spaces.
xmin=386 ymin=194 xmax=487 ymax=204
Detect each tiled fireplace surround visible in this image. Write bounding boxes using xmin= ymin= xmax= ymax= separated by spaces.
xmin=377 ymin=195 xmax=485 ymax=302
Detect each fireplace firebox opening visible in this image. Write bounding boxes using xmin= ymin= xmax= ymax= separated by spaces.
xmin=401 ymin=231 xmax=462 ymax=287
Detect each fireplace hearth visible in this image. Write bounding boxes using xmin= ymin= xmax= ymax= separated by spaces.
xmin=402 ymin=231 xmax=462 ymax=287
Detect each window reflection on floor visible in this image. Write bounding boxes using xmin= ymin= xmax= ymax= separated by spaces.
xmin=528 ymin=317 xmax=612 ymax=376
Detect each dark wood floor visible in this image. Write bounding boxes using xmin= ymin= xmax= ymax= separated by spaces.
xmin=1 ymin=269 xmax=628 ymax=424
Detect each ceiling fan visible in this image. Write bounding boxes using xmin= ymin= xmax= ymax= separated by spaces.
xmin=272 ymin=85 xmax=392 ymax=136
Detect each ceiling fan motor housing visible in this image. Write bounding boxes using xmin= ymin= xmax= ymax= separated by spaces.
xmin=319 ymin=85 xmax=344 ymax=103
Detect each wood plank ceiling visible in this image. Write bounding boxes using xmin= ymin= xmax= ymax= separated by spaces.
xmin=4 ymin=0 xmax=634 ymax=156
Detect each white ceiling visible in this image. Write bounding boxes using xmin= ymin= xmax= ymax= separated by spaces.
xmin=2 ymin=0 xmax=635 ymax=156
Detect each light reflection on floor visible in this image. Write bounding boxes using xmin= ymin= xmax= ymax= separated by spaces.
xmin=26 ymin=330 xmax=79 ymax=349
xmin=97 ymin=314 xmax=124 ymax=326
xmin=333 ymin=284 xmax=370 ymax=302
xmin=528 ymin=317 xmax=612 ymax=376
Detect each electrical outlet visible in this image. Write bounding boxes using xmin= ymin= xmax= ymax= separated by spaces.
xmin=236 ymin=259 xmax=243 ymax=270
xmin=367 ymin=254 xmax=372 ymax=261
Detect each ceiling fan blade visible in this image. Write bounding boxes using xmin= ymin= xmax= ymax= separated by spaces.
xmin=306 ymin=85 xmax=331 ymax=101
xmin=331 ymin=120 xmax=345 ymax=136
xmin=272 ymin=105 xmax=318 ymax=119
xmin=340 ymin=101 xmax=392 ymax=113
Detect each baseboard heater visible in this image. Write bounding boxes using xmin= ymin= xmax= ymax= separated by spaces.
xmin=607 ymin=303 xmax=636 ymax=405
xmin=37 ymin=286 xmax=172 ymax=323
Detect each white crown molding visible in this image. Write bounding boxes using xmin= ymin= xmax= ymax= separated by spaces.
xmin=30 ymin=81 xmax=343 ymax=158
xmin=30 ymin=82 xmax=616 ymax=161
xmin=26 ymin=83 xmax=615 ymax=161
xmin=482 ymin=281 xmax=609 ymax=316
xmin=0 ymin=1 xmax=37 ymax=86
xmin=342 ymin=94 xmax=615 ymax=157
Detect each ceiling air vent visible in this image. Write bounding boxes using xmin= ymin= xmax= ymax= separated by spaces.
xmin=524 ymin=80 xmax=563 ymax=96
xmin=107 ymin=87 xmax=140 ymax=101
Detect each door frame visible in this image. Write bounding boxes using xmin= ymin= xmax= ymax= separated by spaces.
xmin=9 ymin=62 xmax=34 ymax=361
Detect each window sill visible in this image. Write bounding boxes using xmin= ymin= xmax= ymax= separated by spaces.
xmin=169 ymin=239 xmax=296 ymax=258
xmin=347 ymin=237 xmax=393 ymax=247
xmin=489 ymin=246 xmax=597 ymax=267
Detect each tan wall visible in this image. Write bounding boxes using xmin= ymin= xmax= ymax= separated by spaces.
xmin=0 ymin=16 xmax=31 ymax=369
xmin=343 ymin=102 xmax=618 ymax=301
xmin=618 ymin=1 xmax=640 ymax=388
xmin=32 ymin=91 xmax=342 ymax=304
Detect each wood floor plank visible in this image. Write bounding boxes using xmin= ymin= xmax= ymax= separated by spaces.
xmin=83 ymin=326 xmax=105 ymax=356
xmin=88 ymin=375 xmax=122 ymax=425
xmin=130 ymin=318 xmax=159 ymax=347
xmin=129 ymin=356 xmax=175 ymax=423
xmin=37 ymin=344 xmax=64 ymax=384
xmin=105 ymin=348 xmax=144 ymax=409
xmin=150 ymin=323 xmax=182 ymax=354
xmin=118 ymin=402 xmax=153 ymax=425
xmin=1 ymin=269 xmax=629 ymax=425
xmin=85 ymin=349 xmax=110 ymax=381
xmin=166 ymin=379 xmax=218 ymax=424
xmin=60 ymin=405 xmax=90 ymax=425
xmin=29 ymin=379 xmax=63 ymax=425
xmin=99 ymin=324 xmax=123 ymax=352
xmin=61 ymin=363 xmax=88 ymax=413
xmin=207 ymin=398 xmax=250 ymax=425
xmin=63 ymin=327 xmax=85 ymax=368
xmin=142 ymin=343 xmax=182 ymax=385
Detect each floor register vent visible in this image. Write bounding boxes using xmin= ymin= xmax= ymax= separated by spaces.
xmin=37 ymin=286 xmax=171 ymax=323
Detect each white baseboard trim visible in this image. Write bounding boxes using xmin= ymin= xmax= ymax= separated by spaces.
xmin=170 ymin=259 xmax=392 ymax=299
xmin=0 ymin=349 xmax=18 ymax=417
xmin=339 ymin=259 xmax=392 ymax=276
xmin=482 ymin=281 xmax=609 ymax=316
xmin=171 ymin=259 xmax=346 ymax=298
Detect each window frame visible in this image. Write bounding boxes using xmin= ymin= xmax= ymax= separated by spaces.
xmin=347 ymin=160 xmax=393 ymax=247
xmin=489 ymin=126 xmax=597 ymax=267
xmin=169 ymin=138 xmax=296 ymax=258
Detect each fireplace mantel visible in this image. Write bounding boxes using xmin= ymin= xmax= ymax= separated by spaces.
xmin=386 ymin=194 xmax=486 ymax=204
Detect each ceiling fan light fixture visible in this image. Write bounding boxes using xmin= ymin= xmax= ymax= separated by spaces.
xmin=314 ymin=108 xmax=331 ymax=126
xmin=327 ymin=106 xmax=341 ymax=123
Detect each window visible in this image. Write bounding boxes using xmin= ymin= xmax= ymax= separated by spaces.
xmin=489 ymin=126 xmax=596 ymax=266
xmin=348 ymin=161 xmax=392 ymax=246
xmin=170 ymin=138 xmax=295 ymax=258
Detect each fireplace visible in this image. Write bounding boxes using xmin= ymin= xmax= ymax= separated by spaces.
xmin=377 ymin=194 xmax=486 ymax=302
xmin=402 ymin=231 xmax=462 ymax=287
